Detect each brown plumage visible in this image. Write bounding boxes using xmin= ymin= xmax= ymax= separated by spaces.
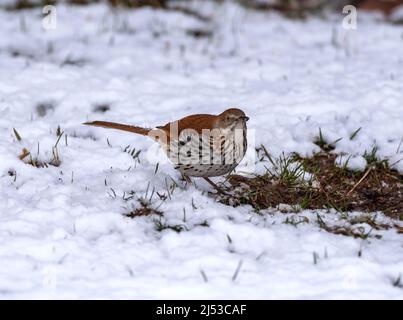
xmin=84 ymin=108 xmax=249 ymax=193
xmin=82 ymin=121 xmax=151 ymax=136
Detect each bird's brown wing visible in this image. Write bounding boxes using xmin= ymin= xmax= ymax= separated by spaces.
xmin=157 ymin=114 xmax=218 ymax=142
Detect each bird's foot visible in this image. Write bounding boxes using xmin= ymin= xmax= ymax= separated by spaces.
xmin=203 ymin=177 xmax=231 ymax=196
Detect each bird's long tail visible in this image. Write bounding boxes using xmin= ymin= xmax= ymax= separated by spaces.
xmin=83 ymin=121 xmax=151 ymax=136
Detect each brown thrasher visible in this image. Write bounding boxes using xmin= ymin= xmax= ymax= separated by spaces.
xmin=84 ymin=108 xmax=249 ymax=193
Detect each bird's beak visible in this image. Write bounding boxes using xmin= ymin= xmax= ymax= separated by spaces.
xmin=243 ymin=116 xmax=249 ymax=121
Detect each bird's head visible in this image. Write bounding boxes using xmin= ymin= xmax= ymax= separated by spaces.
xmin=217 ymin=108 xmax=249 ymax=129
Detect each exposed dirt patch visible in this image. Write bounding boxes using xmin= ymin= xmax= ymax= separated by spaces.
xmin=223 ymin=153 xmax=403 ymax=219
xmin=125 ymin=198 xmax=163 ymax=218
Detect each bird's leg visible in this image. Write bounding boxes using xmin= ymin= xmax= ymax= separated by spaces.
xmin=203 ymin=177 xmax=229 ymax=196
xmin=181 ymin=174 xmax=192 ymax=186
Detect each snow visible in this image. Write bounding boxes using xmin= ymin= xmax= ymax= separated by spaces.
xmin=335 ymin=154 xmax=367 ymax=171
xmin=0 ymin=2 xmax=402 ymax=299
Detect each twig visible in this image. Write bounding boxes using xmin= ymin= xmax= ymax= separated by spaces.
xmin=346 ymin=166 xmax=372 ymax=196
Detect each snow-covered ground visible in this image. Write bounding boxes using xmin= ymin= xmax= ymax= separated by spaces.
xmin=0 ymin=1 xmax=402 ymax=299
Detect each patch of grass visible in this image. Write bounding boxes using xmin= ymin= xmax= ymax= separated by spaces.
xmin=223 ymin=151 xmax=403 ymax=220
xmin=124 ymin=182 xmax=167 ymax=218
xmin=153 ymin=218 xmax=185 ymax=233
xmin=363 ymin=145 xmax=389 ymax=169
xmin=313 ymin=128 xmax=342 ymax=152
xmin=123 ymin=145 xmax=141 ymax=163
xmin=257 ymin=146 xmax=312 ymax=186
xmin=16 ymin=127 xmax=64 ymax=168
xmin=363 ymin=145 xmax=379 ymax=165
xmin=264 ymin=151 xmax=309 ymax=186
xmin=336 ymin=154 xmax=353 ymax=173
xmin=125 ymin=197 xmax=163 ymax=218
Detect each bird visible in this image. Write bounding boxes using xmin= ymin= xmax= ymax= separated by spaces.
xmin=84 ymin=108 xmax=249 ymax=193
